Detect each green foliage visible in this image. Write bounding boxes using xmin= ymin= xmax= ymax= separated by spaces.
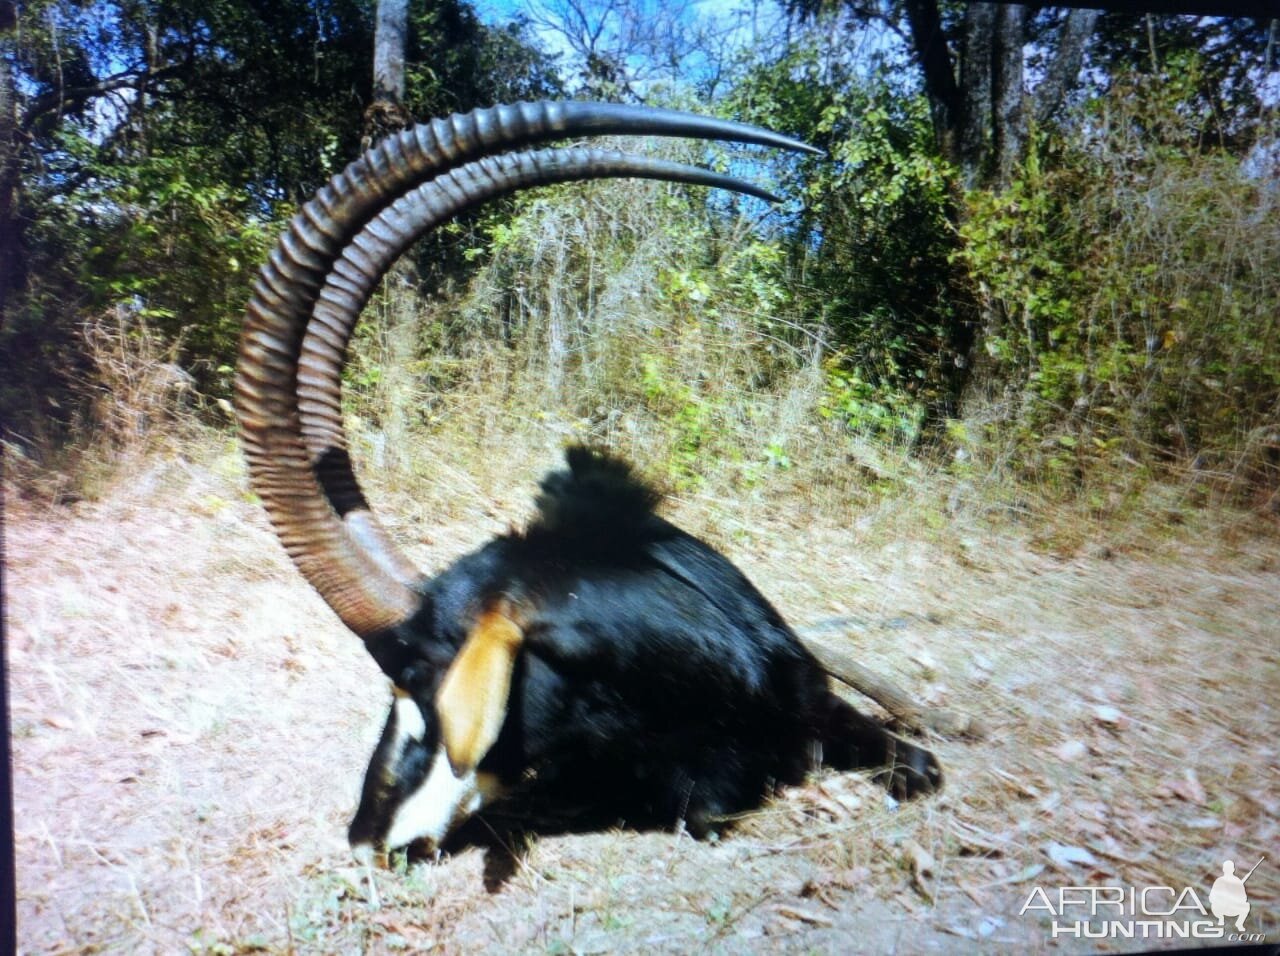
xmin=959 ymin=70 xmax=1280 ymax=491
xmin=1086 ymin=14 xmax=1276 ymax=151
xmin=3 ymin=0 xmax=558 ymax=448
xmin=726 ymin=39 xmax=961 ymax=430
xmin=76 ymin=143 xmax=273 ymax=375
xmin=639 ymin=351 xmax=712 ymax=489
xmin=5 ymin=128 xmax=277 ymax=434
xmin=405 ymin=5 xmax=562 ymax=115
xmin=820 ymin=357 xmax=923 ymax=443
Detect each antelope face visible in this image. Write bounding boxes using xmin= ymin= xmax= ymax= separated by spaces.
xmin=347 ymin=687 xmax=502 ymax=862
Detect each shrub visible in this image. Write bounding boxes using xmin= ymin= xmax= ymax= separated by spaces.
xmin=959 ymin=73 xmax=1280 ymax=498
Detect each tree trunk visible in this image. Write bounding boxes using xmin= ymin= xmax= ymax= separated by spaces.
xmin=992 ymin=4 xmax=1026 ymax=188
xmin=902 ymin=0 xmax=961 ymax=160
xmin=957 ymin=2 xmax=997 ymax=187
xmin=373 ymin=0 xmax=408 ymax=104
xmin=0 ymin=6 xmax=21 ymax=330
xmin=797 ymin=625 xmax=983 ymax=738
xmin=855 ymin=0 xmax=1098 ymax=439
xmin=365 ymin=0 xmax=412 ymax=143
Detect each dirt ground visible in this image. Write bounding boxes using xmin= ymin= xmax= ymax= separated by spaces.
xmin=7 ymin=447 xmax=1279 ymax=954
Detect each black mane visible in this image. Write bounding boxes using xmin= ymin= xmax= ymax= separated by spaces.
xmin=530 ymin=446 xmax=663 ymax=542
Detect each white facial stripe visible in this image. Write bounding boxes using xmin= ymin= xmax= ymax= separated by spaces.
xmin=384 ymin=745 xmax=501 ymax=850
xmin=393 ymin=693 xmax=427 ymax=743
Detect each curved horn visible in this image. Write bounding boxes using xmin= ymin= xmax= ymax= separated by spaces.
xmin=298 ymin=146 xmax=783 ymax=533
xmin=235 ymin=101 xmax=814 ymax=640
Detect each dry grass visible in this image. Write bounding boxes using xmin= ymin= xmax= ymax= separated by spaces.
xmin=7 ymin=438 xmax=1279 ymax=954
xmin=4 ymin=308 xmax=214 ymax=507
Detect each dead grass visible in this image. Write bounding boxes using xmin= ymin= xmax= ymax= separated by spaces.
xmin=7 ymin=439 xmax=1279 ymax=954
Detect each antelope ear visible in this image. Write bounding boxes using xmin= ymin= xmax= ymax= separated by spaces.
xmin=435 ymin=606 xmax=525 ymax=776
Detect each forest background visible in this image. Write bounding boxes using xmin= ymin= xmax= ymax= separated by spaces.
xmin=3 ymin=0 xmax=1277 ymax=519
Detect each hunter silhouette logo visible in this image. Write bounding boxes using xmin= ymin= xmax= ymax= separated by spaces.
xmin=1210 ymin=857 xmax=1264 ymax=932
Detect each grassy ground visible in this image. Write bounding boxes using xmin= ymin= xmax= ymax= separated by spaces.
xmin=7 ymin=436 xmax=1279 ymax=954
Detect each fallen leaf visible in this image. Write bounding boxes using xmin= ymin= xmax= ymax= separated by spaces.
xmin=1185 ymin=816 xmax=1221 ymax=829
xmin=1170 ymin=769 xmax=1206 ymax=805
xmin=1095 ymin=706 xmax=1126 ymax=726
xmin=905 ymin=840 xmax=936 ymax=901
xmin=912 ymin=650 xmax=938 ymax=675
xmin=905 ymin=840 xmax=935 ymax=878
xmin=981 ymin=862 xmax=1046 ymax=887
xmin=1093 ymin=704 xmax=1129 ymax=730
xmin=1055 ymin=740 xmax=1088 ymax=762
xmin=1038 ymin=791 xmax=1063 ymax=814
xmin=1047 ymin=842 xmax=1100 ymax=868
xmin=990 ymin=767 xmax=1040 ymax=799
xmin=775 ymin=904 xmax=834 ymax=927
xmin=977 ymin=916 xmax=1006 ymax=937
xmin=1086 ymin=834 xmax=1151 ymax=865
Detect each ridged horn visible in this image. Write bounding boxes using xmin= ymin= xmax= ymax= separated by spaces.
xmin=235 ymin=101 xmax=814 ymax=640
xmin=298 ymin=146 xmax=784 ymax=521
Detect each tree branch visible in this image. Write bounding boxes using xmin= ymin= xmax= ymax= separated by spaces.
xmin=1033 ymin=7 xmax=1099 ymax=125
xmin=21 ymin=62 xmax=188 ymax=132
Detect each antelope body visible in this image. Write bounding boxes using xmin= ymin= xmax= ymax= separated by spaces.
xmin=234 ymin=101 xmax=941 ymax=860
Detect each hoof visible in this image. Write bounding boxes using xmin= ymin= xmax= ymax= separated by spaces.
xmin=875 ymin=737 xmax=943 ymax=800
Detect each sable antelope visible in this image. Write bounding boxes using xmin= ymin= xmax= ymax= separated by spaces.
xmin=234 ymin=101 xmax=941 ymax=862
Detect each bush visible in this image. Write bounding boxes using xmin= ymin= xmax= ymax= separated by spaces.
xmin=959 ymin=73 xmax=1280 ymax=498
